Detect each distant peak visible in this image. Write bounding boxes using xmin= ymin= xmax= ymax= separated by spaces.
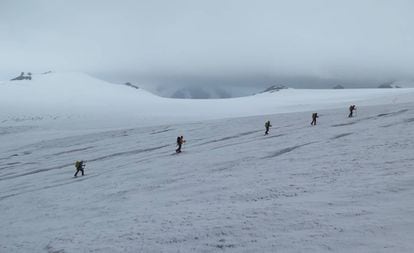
xmin=378 ymin=81 xmax=401 ymax=89
xmin=332 ymin=84 xmax=345 ymax=89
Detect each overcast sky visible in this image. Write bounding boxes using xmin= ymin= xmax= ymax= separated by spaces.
xmin=1 ymin=0 xmax=413 ymax=88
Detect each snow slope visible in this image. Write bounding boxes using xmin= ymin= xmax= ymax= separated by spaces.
xmin=1 ymin=72 xmax=414 ymax=130
xmin=1 ymin=103 xmax=414 ymax=252
xmin=1 ymin=73 xmax=414 ymax=252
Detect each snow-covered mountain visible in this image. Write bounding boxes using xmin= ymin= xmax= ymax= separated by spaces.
xmin=1 ymin=72 xmax=414 ymax=252
xmin=142 ymin=82 xmax=259 ymax=99
xmin=378 ymin=80 xmax=414 ymax=89
xmin=332 ymin=84 xmax=345 ymax=89
xmin=158 ymin=86 xmax=232 ymax=99
xmin=176 ymin=87 xmax=231 ymax=99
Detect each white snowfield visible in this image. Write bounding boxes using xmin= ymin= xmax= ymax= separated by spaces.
xmin=1 ymin=72 xmax=413 ymax=130
xmin=0 ymin=73 xmax=414 ymax=252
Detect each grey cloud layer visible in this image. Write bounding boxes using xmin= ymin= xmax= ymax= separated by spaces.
xmin=1 ymin=0 xmax=413 ymax=83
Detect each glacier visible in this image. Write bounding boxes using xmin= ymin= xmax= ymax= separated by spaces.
xmin=0 ymin=73 xmax=414 ymax=252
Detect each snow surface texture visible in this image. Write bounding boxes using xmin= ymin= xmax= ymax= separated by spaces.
xmin=1 ymin=73 xmax=414 ymax=252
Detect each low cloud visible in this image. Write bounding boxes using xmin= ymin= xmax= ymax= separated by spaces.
xmin=1 ymin=0 xmax=413 ymax=88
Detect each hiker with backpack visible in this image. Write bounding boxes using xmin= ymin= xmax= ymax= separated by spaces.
xmin=311 ymin=113 xmax=318 ymax=126
xmin=265 ymin=120 xmax=272 ymax=135
xmin=348 ymin=105 xmax=356 ymax=118
xmin=176 ymin=136 xmax=186 ymax=153
xmin=74 ymin=160 xmax=85 ymax=177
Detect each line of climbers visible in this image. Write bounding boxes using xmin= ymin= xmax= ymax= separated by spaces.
xmin=310 ymin=104 xmax=357 ymax=126
xmin=73 ymin=105 xmax=357 ymax=177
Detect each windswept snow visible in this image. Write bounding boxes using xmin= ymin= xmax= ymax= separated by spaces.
xmin=0 ymin=73 xmax=414 ymax=252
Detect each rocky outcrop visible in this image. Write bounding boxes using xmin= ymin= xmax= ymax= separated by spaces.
xmin=124 ymin=82 xmax=140 ymax=89
xmin=11 ymin=72 xmax=32 ymax=81
xmin=261 ymin=85 xmax=288 ymax=93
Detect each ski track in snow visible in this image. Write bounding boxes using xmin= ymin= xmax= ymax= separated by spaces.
xmin=0 ymin=103 xmax=414 ymax=252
